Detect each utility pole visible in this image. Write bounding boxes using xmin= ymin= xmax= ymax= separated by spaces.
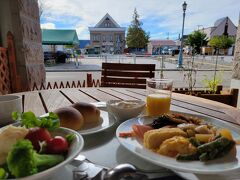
xmin=177 ymin=1 xmax=187 ymax=68
xmin=167 ymin=32 xmax=169 ymax=40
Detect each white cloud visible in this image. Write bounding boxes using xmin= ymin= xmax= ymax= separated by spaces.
xmin=40 ymin=22 xmax=56 ymax=29
xmin=40 ymin=0 xmax=240 ymax=39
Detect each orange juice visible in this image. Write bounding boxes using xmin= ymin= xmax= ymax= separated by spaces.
xmin=146 ymin=94 xmax=171 ymax=116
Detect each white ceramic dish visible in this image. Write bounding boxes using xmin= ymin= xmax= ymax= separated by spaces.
xmin=116 ymin=112 xmax=240 ymax=174
xmin=5 ymin=127 xmax=84 ymax=180
xmin=78 ymin=110 xmax=117 ymax=135
xmin=0 ymin=95 xmax=22 ymax=126
xmin=40 ymin=110 xmax=117 ymax=136
xmin=107 ymin=100 xmax=146 ymax=122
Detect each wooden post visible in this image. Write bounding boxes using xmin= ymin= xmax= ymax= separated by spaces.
xmin=87 ymin=73 xmax=93 ymax=87
xmin=231 ymin=88 xmax=239 ymax=107
xmin=216 ymin=85 xmax=223 ymax=94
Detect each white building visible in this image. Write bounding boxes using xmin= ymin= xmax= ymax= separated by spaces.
xmin=89 ymin=13 xmax=126 ymax=54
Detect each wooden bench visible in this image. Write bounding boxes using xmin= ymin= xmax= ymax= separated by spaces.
xmin=101 ymin=63 xmax=155 ymax=89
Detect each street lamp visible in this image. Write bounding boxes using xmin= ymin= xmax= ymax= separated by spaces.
xmin=177 ymin=1 xmax=187 ymax=68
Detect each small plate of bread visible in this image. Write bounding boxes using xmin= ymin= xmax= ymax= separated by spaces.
xmin=54 ymin=102 xmax=117 ymax=135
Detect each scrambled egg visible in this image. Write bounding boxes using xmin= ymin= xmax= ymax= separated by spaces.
xmin=0 ymin=125 xmax=28 ymax=165
xmin=157 ymin=136 xmax=197 ymax=157
xmin=143 ymin=128 xmax=187 ymax=150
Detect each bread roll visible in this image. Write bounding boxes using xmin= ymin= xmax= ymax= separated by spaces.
xmin=54 ymin=107 xmax=84 ymax=130
xmin=71 ymin=102 xmax=100 ymax=124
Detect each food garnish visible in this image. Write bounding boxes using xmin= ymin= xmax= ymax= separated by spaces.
xmin=12 ymin=111 xmax=60 ymax=130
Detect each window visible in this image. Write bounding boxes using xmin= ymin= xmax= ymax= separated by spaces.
xmin=102 ymin=35 xmax=106 ymax=41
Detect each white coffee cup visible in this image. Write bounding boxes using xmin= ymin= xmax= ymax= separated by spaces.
xmin=0 ymin=95 xmax=22 ymax=126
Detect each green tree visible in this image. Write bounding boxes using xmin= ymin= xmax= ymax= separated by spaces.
xmin=126 ymin=8 xmax=149 ymax=50
xmin=209 ymin=35 xmax=234 ymax=49
xmin=185 ymin=31 xmax=208 ymax=54
xmin=207 ymin=35 xmax=234 ymax=92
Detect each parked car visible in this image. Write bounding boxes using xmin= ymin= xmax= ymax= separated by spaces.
xmin=44 ymin=51 xmax=67 ymax=63
xmin=44 ymin=52 xmax=55 ymax=60
xmin=169 ymin=49 xmax=180 ymax=56
xmin=161 ymin=48 xmax=169 ymax=55
xmin=56 ymin=51 xmax=67 ymax=63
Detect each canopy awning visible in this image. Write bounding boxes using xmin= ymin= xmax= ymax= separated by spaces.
xmin=42 ymin=29 xmax=79 ymax=45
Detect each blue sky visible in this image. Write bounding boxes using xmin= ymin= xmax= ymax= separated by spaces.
xmin=40 ymin=0 xmax=239 ymax=40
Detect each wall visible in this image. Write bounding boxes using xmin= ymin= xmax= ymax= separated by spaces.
xmin=0 ymin=0 xmax=45 ymax=92
xmin=231 ymin=19 xmax=240 ymax=108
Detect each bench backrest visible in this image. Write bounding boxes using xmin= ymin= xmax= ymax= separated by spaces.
xmin=101 ymin=63 xmax=155 ymax=89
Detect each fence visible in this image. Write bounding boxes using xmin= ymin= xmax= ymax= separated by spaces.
xmin=0 ymin=47 xmax=11 ymax=94
xmin=32 ymin=73 xmax=101 ymax=91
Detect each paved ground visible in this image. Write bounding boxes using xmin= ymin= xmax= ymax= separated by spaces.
xmin=45 ymin=55 xmax=233 ymax=89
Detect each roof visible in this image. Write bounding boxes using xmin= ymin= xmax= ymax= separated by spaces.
xmin=149 ymin=40 xmax=176 ymax=46
xmin=214 ymin=17 xmax=227 ymax=27
xmin=95 ymin=13 xmax=120 ymax=28
xmin=79 ymin=40 xmax=90 ymax=48
xmin=89 ymin=27 xmax=126 ymax=32
xmin=42 ymin=29 xmax=79 ymax=45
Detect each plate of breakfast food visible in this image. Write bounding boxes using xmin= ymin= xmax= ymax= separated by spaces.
xmin=54 ymin=102 xmax=117 ymax=135
xmin=116 ymin=111 xmax=240 ymax=174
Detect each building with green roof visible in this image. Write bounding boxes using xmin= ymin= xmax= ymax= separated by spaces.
xmin=42 ymin=29 xmax=79 ymax=45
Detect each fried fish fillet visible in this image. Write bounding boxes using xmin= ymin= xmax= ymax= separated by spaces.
xmin=143 ymin=128 xmax=187 ymax=150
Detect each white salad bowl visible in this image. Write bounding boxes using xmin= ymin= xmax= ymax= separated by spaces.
xmin=107 ymin=100 xmax=146 ymax=122
xmin=11 ymin=127 xmax=84 ymax=180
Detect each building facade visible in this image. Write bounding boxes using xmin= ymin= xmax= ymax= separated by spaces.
xmin=200 ymin=17 xmax=237 ymax=55
xmin=89 ymin=13 xmax=125 ymax=54
xmin=202 ymin=17 xmax=237 ymax=39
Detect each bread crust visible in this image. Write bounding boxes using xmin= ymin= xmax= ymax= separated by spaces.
xmin=54 ymin=107 xmax=84 ymax=130
xmin=71 ymin=102 xmax=100 ymax=124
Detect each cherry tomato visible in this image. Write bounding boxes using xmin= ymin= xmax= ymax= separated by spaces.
xmin=46 ymin=136 xmax=68 ymax=154
xmin=25 ymin=127 xmax=52 ymax=151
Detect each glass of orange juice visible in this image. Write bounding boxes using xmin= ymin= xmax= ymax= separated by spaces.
xmin=146 ymin=78 xmax=173 ymax=116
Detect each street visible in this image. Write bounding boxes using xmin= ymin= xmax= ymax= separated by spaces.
xmin=45 ymin=55 xmax=233 ymax=89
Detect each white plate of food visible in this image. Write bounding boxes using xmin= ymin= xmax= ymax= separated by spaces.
xmin=0 ymin=112 xmax=84 ymax=180
xmin=116 ymin=112 xmax=240 ymax=174
xmin=78 ymin=110 xmax=117 ymax=135
xmin=54 ymin=102 xmax=117 ymax=136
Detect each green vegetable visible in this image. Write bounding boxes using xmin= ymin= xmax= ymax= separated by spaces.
xmin=189 ymin=137 xmax=201 ymax=147
xmin=198 ymin=136 xmax=235 ymax=161
xmin=0 ymin=167 xmax=7 ymax=179
xmin=12 ymin=111 xmax=60 ymax=131
xmin=176 ymin=152 xmax=200 ymax=161
xmin=7 ymin=139 xmax=64 ymax=178
xmin=177 ymin=136 xmax=235 ymax=161
xmin=65 ymin=133 xmax=76 ymax=145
